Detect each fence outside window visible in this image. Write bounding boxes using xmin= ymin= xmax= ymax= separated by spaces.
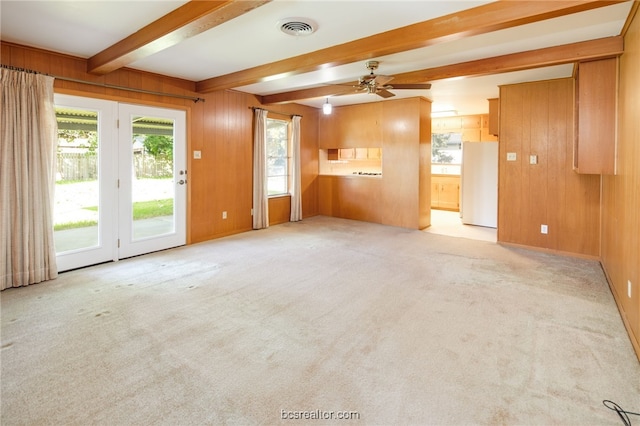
xmin=56 ymin=152 xmax=172 ymax=181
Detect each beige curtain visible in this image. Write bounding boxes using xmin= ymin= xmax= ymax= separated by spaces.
xmin=0 ymin=69 xmax=58 ymax=290
xmin=252 ymin=108 xmax=269 ymax=229
xmin=290 ymin=115 xmax=302 ymax=222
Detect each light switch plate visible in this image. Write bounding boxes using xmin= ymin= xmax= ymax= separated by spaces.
xmin=193 ymin=150 xmax=201 ymax=159
xmin=529 ymin=155 xmax=538 ymax=164
xmin=507 ymin=152 xmax=517 ymax=161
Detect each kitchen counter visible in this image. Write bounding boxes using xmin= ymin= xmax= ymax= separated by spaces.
xmin=319 ymin=172 xmax=382 ymax=178
xmin=431 ymin=173 xmax=460 ymax=177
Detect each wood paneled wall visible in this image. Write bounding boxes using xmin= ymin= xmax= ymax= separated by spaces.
xmin=380 ymin=97 xmax=431 ymax=229
xmin=601 ymin=9 xmax=640 ymax=359
xmin=1 ymin=42 xmax=319 ymax=245
xmin=498 ymin=78 xmax=600 ymax=257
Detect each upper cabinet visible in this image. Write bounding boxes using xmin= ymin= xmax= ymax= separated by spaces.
xmin=488 ymin=98 xmax=499 ymax=136
xmin=318 ymin=102 xmax=382 ymax=148
xmin=318 ymin=110 xmax=339 ymax=148
xmin=574 ymin=57 xmax=618 ymax=175
xmin=432 ymin=113 xmax=495 ymax=142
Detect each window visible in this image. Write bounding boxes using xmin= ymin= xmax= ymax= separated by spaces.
xmin=432 ymin=132 xmax=462 ymax=164
xmin=266 ymin=118 xmax=290 ymax=196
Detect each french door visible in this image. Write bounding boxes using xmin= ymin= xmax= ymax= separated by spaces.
xmin=54 ymin=95 xmax=186 ymax=272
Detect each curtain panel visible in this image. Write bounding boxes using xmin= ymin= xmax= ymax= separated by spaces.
xmin=290 ymin=115 xmax=302 ymax=222
xmin=252 ymin=109 xmax=269 ymax=229
xmin=0 ymin=69 xmax=58 ymax=290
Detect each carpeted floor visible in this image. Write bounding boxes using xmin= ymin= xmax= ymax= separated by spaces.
xmin=1 ymin=216 xmax=638 ymax=425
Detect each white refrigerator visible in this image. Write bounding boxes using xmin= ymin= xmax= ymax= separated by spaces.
xmin=461 ymin=141 xmax=498 ymax=228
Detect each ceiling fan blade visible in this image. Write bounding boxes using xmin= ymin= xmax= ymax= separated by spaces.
xmin=387 ymin=83 xmax=432 ymax=90
xmin=376 ymin=89 xmax=395 ymax=98
xmin=375 ymin=75 xmax=394 ymax=86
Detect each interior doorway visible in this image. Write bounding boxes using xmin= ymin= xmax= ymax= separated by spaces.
xmin=53 ymin=95 xmax=186 ymax=272
xmin=427 ymin=209 xmax=496 ymax=242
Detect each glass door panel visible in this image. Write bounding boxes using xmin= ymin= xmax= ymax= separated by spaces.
xmin=118 ymin=104 xmax=186 ymax=259
xmin=130 ymin=115 xmax=176 ymax=240
xmin=54 ymin=107 xmax=99 ymax=251
xmin=54 ymin=95 xmax=117 ymax=272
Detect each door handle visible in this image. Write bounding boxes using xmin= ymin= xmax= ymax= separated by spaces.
xmin=178 ymin=179 xmax=186 ymax=185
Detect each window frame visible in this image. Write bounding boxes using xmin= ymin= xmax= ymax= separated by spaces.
xmin=266 ymin=115 xmax=291 ymax=197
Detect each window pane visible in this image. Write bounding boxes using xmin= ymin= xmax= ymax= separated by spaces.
xmin=268 ymin=176 xmax=287 ymax=195
xmin=54 ymin=106 xmax=99 ymax=253
xmin=432 ymin=132 xmax=462 ymax=164
xmin=266 ymin=118 xmax=289 ymax=195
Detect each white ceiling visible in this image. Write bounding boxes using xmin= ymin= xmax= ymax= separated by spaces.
xmin=0 ymin=0 xmax=634 ymax=115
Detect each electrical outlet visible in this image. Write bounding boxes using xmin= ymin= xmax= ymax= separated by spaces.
xmin=193 ymin=150 xmax=201 ymax=159
xmin=507 ymin=152 xmax=517 ymax=161
xmin=222 ymin=211 xmax=227 ymax=219
xmin=529 ymin=155 xmax=538 ymax=164
xmin=628 ymin=280 xmax=632 ymax=298
xmin=540 ymin=224 xmax=548 ymax=234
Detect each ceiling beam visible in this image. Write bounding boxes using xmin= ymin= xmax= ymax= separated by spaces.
xmin=260 ymin=36 xmax=623 ymax=104
xmin=87 ymin=0 xmax=271 ymax=75
xmin=196 ymin=0 xmax=623 ymax=93
xmin=259 ymin=85 xmax=357 ymax=105
xmin=392 ymin=36 xmax=624 ymax=83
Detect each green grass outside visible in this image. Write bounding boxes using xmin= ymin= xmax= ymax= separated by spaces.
xmin=54 ymin=198 xmax=173 ymax=231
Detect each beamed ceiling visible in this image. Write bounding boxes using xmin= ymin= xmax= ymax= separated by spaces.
xmin=0 ymin=0 xmax=636 ymax=115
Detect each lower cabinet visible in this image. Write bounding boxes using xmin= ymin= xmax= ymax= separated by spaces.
xmin=319 ymin=175 xmax=383 ymax=223
xmin=431 ymin=175 xmax=460 ymax=211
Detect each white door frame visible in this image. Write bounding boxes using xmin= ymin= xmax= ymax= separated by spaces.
xmin=117 ymin=103 xmax=187 ymax=259
xmin=54 ymin=95 xmax=187 ymax=271
xmin=54 ymin=95 xmax=118 ymax=272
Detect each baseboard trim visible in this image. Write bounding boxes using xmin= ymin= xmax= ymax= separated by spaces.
xmin=601 ymin=263 xmax=640 ymax=363
xmin=497 ymin=241 xmax=600 ymax=262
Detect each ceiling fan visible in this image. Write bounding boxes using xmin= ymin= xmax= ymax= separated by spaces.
xmin=349 ymin=61 xmax=432 ymax=98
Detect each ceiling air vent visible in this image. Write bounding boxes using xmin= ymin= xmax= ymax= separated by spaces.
xmin=279 ymin=18 xmax=317 ymax=36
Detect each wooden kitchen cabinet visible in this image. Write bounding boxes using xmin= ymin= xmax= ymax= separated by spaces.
xmin=431 ymin=175 xmax=460 ymax=211
xmin=432 ymin=116 xmax=461 ymax=132
xmin=318 ymin=111 xmax=339 ymax=148
xmin=461 ymin=115 xmax=481 ymax=129
xmin=355 ymin=148 xmax=368 ymax=159
xmin=319 ymin=97 xmax=431 ymax=230
xmin=367 ymin=147 xmax=382 ymax=160
xmin=432 ymin=115 xmax=483 ymax=141
xmin=488 ymin=98 xmax=499 ymax=136
xmin=339 ymin=148 xmax=355 ymax=159
xmin=481 ymin=114 xmax=498 ymax=141
xmin=336 ymin=102 xmax=382 ymax=148
xmin=574 ymin=58 xmax=618 ymax=174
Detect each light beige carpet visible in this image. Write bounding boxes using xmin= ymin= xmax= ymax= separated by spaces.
xmin=1 ymin=216 xmax=638 ymax=425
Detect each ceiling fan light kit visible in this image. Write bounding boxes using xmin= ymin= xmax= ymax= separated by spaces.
xmin=323 ymin=98 xmax=332 ymax=115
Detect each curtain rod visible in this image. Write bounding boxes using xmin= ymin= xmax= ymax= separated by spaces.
xmin=1 ymin=64 xmax=205 ymax=103
xmin=249 ymin=106 xmax=302 ymax=118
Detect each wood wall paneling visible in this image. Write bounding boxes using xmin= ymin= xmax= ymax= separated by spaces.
xmin=381 ymin=98 xmax=421 ymax=229
xmin=268 ymin=196 xmax=292 ymax=226
xmin=2 ymin=42 xmax=320 ymax=246
xmin=418 ymin=99 xmax=432 ymax=229
xmin=601 ymin=10 xmax=640 ymax=360
xmin=498 ymin=78 xmax=600 ymax=257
